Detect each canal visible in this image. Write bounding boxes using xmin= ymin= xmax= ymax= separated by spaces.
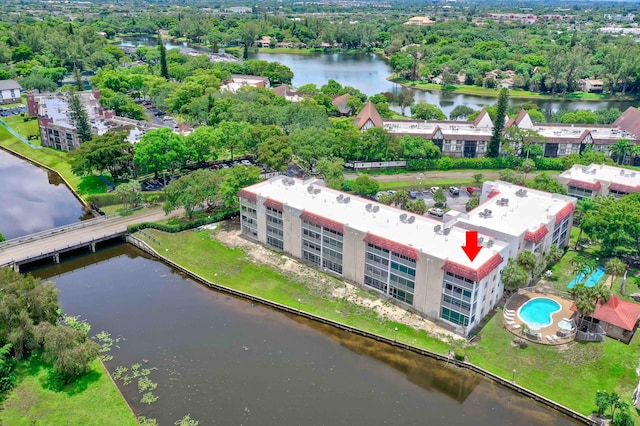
xmin=0 ymin=149 xmax=87 ymax=240
xmin=120 ymin=36 xmax=637 ymax=117
xmin=29 ymin=244 xmax=581 ymax=425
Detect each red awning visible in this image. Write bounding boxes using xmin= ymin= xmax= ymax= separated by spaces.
xmin=263 ymin=198 xmax=284 ymax=211
xmin=554 ymin=202 xmax=575 ymax=225
xmin=487 ymin=189 xmax=501 ymax=199
xmin=568 ymin=179 xmax=601 ymax=192
xmin=609 ymin=182 xmax=640 ymax=194
xmin=441 ymin=253 xmax=504 ymax=282
xmin=524 ymin=225 xmax=549 ymax=244
xmin=363 ymin=233 xmax=419 ymax=260
xmin=300 ymin=211 xmax=344 ymax=234
xmin=238 ymin=189 xmax=257 ymax=202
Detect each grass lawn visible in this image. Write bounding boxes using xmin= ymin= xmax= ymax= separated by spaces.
xmin=467 ymin=315 xmax=640 ymax=421
xmin=0 ymin=356 xmax=136 ymax=426
xmin=135 ymin=227 xmax=640 ymax=419
xmin=4 ymin=116 xmax=40 ymax=142
xmin=377 ymin=178 xmax=477 ymax=191
xmin=135 ymin=229 xmax=451 ymax=353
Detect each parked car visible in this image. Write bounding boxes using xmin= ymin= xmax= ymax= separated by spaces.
xmin=428 ymin=207 xmax=445 ymax=217
xmin=154 ymin=110 xmax=166 ymax=116
xmin=467 ymin=186 xmax=480 ymax=195
xmin=448 ymin=186 xmax=460 ymax=195
xmin=241 ymin=159 xmax=252 ymax=166
xmin=409 ymin=190 xmax=418 ymax=199
xmin=430 ymin=187 xmax=440 ymax=194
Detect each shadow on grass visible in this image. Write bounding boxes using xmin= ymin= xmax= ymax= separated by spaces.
xmin=20 ymin=353 xmax=102 ymax=396
xmin=77 ymin=175 xmax=107 ymax=196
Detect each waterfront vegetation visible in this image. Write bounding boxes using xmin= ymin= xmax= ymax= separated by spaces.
xmin=135 ymin=227 xmax=639 ymax=420
xmin=0 ymin=357 xmax=136 ymax=426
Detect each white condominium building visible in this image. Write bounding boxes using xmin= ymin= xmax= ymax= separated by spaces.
xmin=239 ymin=176 xmax=511 ymax=336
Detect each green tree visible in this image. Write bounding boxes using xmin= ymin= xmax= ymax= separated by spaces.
xmin=488 ymin=88 xmax=509 ymax=157
xmin=406 ymin=199 xmax=427 ymax=215
xmin=396 ymin=89 xmax=414 ymax=116
xmin=34 ymin=322 xmax=99 ymax=384
xmin=432 ymin=187 xmax=447 ymax=207
xmin=472 ymin=173 xmax=483 ymax=185
xmin=19 ymin=73 xmax=57 ymax=92
xmin=504 ymin=127 xmax=545 ymax=159
xmin=69 ymin=131 xmax=132 ymax=179
xmin=257 ymin=135 xmax=292 ymax=172
xmin=501 ymin=259 xmax=528 ymax=292
xmin=465 ymin=193 xmax=480 ymax=212
xmin=218 ymin=166 xmax=262 ymax=208
xmin=391 ymin=190 xmax=410 ymax=210
xmin=316 ymin=157 xmax=344 ymax=189
xmin=521 ymin=159 xmax=536 ymax=180
xmin=544 ymin=244 xmax=564 ymax=268
xmin=449 ymin=105 xmax=475 ymax=120
xmin=134 ymin=128 xmax=188 ymax=179
xmin=290 ymin=127 xmax=334 ymax=171
xmin=411 ymin=102 xmax=446 ymax=120
xmin=0 ymin=231 xmax=4 ymax=242
xmin=352 ymin=175 xmax=380 ymax=197
xmin=68 ymin=91 xmax=92 ymax=143
xmin=582 ymin=193 xmax=640 ymax=256
xmin=610 ymin=139 xmax=631 ymax=165
xmin=0 ymin=268 xmax=59 ymax=359
xmin=605 ymin=258 xmax=627 ymax=294
xmin=574 ymin=197 xmax=597 ymax=250
xmin=114 ymin=182 xmax=142 ymax=210
xmin=516 ymin=250 xmax=537 ymax=285
xmin=398 ymin=136 xmax=441 ymax=160
xmin=185 ymin=126 xmax=219 ymax=165
xmin=215 ymin=121 xmax=252 ymax=161
xmin=163 ymin=170 xmax=224 ymax=219
xmin=158 ymin=36 xmax=169 ymax=79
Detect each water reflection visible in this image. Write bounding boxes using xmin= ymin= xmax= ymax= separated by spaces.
xmin=30 ymin=244 xmax=580 ymax=426
xmin=0 ymin=150 xmax=86 ymax=239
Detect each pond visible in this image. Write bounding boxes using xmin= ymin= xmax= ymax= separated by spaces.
xmin=0 ymin=149 xmax=87 ymax=240
xmin=30 ymin=244 xmax=580 ymax=425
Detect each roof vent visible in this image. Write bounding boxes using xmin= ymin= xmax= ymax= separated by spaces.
xmin=400 ymin=213 xmax=408 ymax=222
xmin=365 ymin=203 xmax=372 ymax=211
xmin=372 ymin=205 xmax=380 ymax=213
xmin=434 ymin=224 xmax=442 ymax=233
xmin=407 ymin=216 xmax=415 ymax=224
xmin=478 ymin=236 xmax=484 ymax=245
xmin=307 ymin=185 xmax=314 ymax=193
xmin=343 ymin=196 xmax=350 ymax=204
xmin=486 ymin=239 xmax=494 ymax=248
xmin=620 ymin=169 xmax=625 ymax=175
xmin=313 ymin=188 xmax=321 ymax=194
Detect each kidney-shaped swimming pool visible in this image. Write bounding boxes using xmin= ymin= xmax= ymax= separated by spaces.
xmin=518 ymin=297 xmax=561 ymax=329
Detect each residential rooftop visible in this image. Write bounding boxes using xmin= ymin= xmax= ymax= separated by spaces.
xmin=559 ymin=163 xmax=640 ymax=187
xmin=461 ymin=181 xmax=576 ymax=238
xmin=242 ymin=176 xmax=508 ymax=270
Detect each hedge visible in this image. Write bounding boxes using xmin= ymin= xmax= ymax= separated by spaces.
xmin=127 ymin=208 xmax=237 ymax=233
xmin=406 ymin=156 xmax=524 ymax=171
xmin=88 ymin=191 xmax=166 ymax=207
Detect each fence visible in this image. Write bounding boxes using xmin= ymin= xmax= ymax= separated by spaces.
xmin=126 ymin=234 xmax=594 ymax=426
xmin=345 ymin=161 xmax=407 ymax=170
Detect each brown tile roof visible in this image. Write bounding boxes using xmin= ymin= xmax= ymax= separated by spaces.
xmin=332 ymin=93 xmax=351 ymax=114
xmin=609 ymin=182 xmax=640 ymax=194
xmin=613 ymin=107 xmax=640 ymax=138
xmin=300 ymin=211 xmax=344 ymax=234
xmin=592 ymin=295 xmax=640 ymax=331
xmin=441 ymin=253 xmax=504 ymax=282
xmin=354 ymin=101 xmax=384 ymax=130
xmin=273 ymin=84 xmax=298 ymax=97
xmin=364 ymin=233 xmax=419 ymax=260
xmin=472 ymin=109 xmax=490 ymax=127
xmin=514 ymin=109 xmax=529 ymax=125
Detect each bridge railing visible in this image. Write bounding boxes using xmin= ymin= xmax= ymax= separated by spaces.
xmin=0 ymin=213 xmax=123 ymax=251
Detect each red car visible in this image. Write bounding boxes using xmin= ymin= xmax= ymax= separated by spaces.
xmin=467 ymin=186 xmax=480 ymax=195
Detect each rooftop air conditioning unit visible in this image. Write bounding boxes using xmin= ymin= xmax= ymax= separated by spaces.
xmin=486 ymin=239 xmax=494 ymax=248
xmin=372 ymin=206 xmax=380 ymax=213
xmin=307 ymin=185 xmax=314 ymax=193
xmin=434 ymin=225 xmax=442 ymax=232
xmin=407 ymin=216 xmax=415 ymax=224
xmin=337 ymin=194 xmax=344 ymax=201
xmin=443 ymin=228 xmax=451 ymax=236
xmin=313 ymin=188 xmax=321 ymax=194
xmin=365 ymin=203 xmax=372 ymax=211
xmin=343 ymin=197 xmax=350 ymax=204
xmin=400 ymin=213 xmax=408 ymax=222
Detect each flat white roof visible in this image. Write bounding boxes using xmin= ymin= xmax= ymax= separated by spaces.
xmin=243 ymin=176 xmax=508 ymax=269
xmin=463 ymin=181 xmax=576 ymax=237
xmin=383 ymin=121 xmax=492 ymax=137
xmin=533 ymin=124 xmax=632 ymax=142
xmin=559 ymin=163 xmax=640 ymax=186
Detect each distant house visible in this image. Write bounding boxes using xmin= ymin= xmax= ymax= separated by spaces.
xmin=354 ymin=101 xmax=384 ymax=131
xmin=332 ymin=94 xmax=352 ymax=116
xmin=581 ymin=79 xmax=604 ymax=92
xmin=272 ymin=84 xmax=304 ymax=102
xmin=0 ymin=80 xmax=22 ymax=104
xmin=220 ymin=75 xmax=270 ymax=93
xmin=255 ymin=36 xmax=272 ymax=48
xmin=497 ymin=79 xmax=514 ymax=89
xmin=404 ymin=16 xmax=435 ymax=26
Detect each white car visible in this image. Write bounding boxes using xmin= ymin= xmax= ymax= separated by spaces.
xmin=428 ymin=207 xmax=445 ymax=217
xmin=430 ymin=187 xmax=440 ymax=194
xmin=241 ymin=160 xmax=252 ymax=166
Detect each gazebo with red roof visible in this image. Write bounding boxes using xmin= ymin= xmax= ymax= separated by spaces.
xmin=573 ymin=295 xmax=640 ymax=344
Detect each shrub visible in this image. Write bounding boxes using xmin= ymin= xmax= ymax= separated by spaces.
xmin=127 ymin=208 xmax=237 ymax=234
xmin=453 ymin=349 xmax=466 ymax=361
xmin=88 ymin=191 xmax=165 ymax=207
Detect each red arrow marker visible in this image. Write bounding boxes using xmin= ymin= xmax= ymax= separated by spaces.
xmin=462 ymin=231 xmax=482 ymax=262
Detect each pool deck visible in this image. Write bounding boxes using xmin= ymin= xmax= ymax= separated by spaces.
xmin=503 ymin=291 xmax=576 ymax=345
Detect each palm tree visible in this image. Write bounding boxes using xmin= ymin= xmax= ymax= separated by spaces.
xmin=610 ymin=139 xmax=631 ymax=165
xmin=591 ymin=282 xmax=612 ymax=305
xmin=605 ymin=258 xmax=626 ymax=294
xmin=575 ymin=296 xmax=596 ymax=328
xmin=574 ymin=198 xmax=596 ymax=250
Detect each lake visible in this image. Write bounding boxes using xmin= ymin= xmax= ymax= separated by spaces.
xmin=0 ymin=149 xmax=87 ymax=240
xmin=119 ymin=37 xmax=636 ymax=117
xmin=30 ymin=244 xmax=580 ymax=425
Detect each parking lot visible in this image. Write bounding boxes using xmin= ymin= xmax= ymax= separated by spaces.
xmin=0 ymin=106 xmax=27 ymax=117
xmin=376 ymin=186 xmax=475 ymax=215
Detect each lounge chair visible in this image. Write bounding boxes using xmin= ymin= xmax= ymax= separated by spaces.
xmin=536 ymin=333 xmax=542 ymax=340
xmin=503 ymin=312 xmax=515 ymax=318
xmin=511 ymin=324 xmax=521 ymax=330
xmin=545 ymin=336 xmax=554 ymax=342
xmin=506 ymin=320 xmax=516 ymax=326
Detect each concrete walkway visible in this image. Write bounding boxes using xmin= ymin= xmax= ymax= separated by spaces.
xmin=345 ymin=170 xmax=559 ymax=183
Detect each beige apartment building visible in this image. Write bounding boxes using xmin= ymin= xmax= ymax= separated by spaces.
xmin=558 ymin=163 xmax=640 ymax=199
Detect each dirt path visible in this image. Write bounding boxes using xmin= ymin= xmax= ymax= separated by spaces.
xmin=345 ymin=170 xmax=558 ymax=183
xmin=213 ymin=222 xmax=463 ymax=342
